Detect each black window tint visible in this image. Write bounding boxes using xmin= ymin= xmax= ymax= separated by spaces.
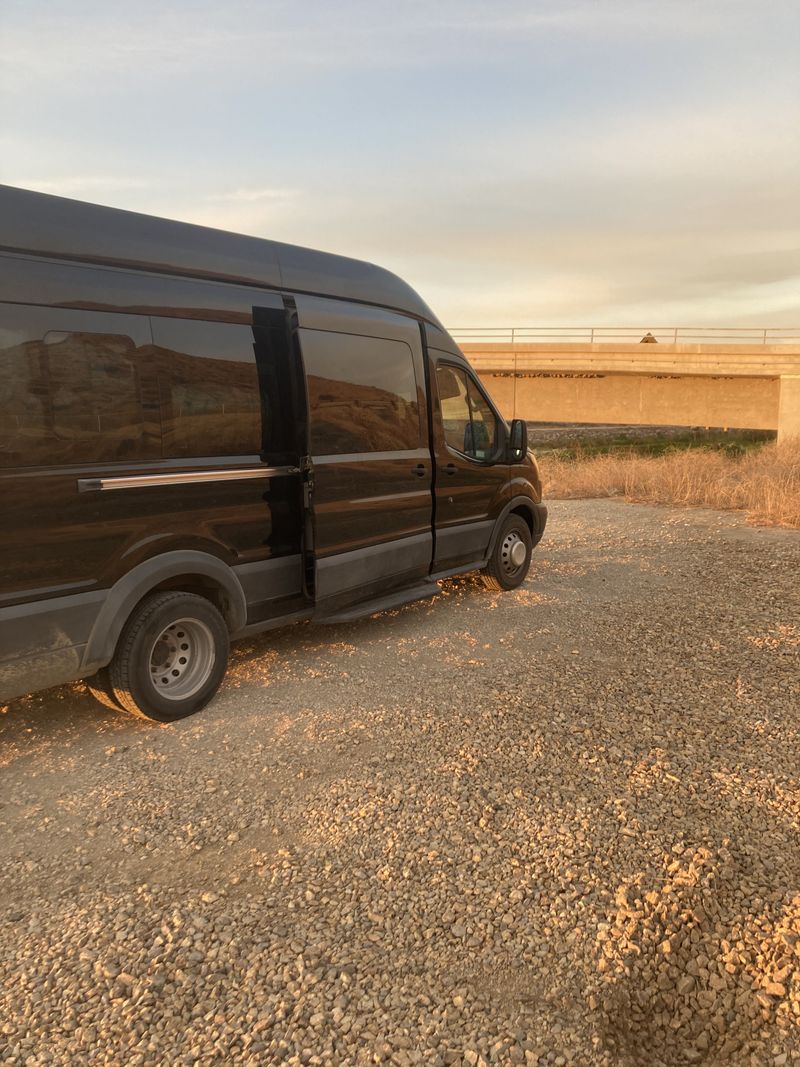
xmin=151 ymin=318 xmax=261 ymax=458
xmin=0 ymin=252 xmax=283 ymax=325
xmin=0 ymin=303 xmax=153 ymax=468
xmin=301 ymin=331 xmax=421 ymax=455
xmin=436 ymin=363 xmax=500 ymax=462
xmin=437 ymin=365 xmax=472 ymax=454
xmin=466 ymin=376 xmax=499 ymax=459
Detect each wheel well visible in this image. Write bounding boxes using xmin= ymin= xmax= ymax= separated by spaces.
xmin=510 ymin=504 xmax=534 ymax=535
xmin=82 ymin=552 xmax=248 ymax=676
xmin=148 ymin=574 xmax=236 ymax=631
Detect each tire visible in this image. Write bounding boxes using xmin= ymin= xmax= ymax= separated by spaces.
xmin=107 ymin=591 xmax=229 ymax=723
xmin=481 ymin=515 xmax=533 ymax=591
xmin=85 ymin=666 xmax=123 ymax=712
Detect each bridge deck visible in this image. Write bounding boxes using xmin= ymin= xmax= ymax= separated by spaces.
xmin=461 ymin=341 xmax=800 ymax=378
xmin=460 ymin=343 xmax=800 ymax=440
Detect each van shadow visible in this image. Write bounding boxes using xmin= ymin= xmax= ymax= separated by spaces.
xmin=0 ymin=682 xmax=153 ymax=760
xmin=1 ymin=572 xmax=519 ymax=753
xmin=226 ymin=574 xmax=492 ymax=671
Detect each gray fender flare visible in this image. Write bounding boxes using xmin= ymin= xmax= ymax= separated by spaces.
xmin=487 ymin=496 xmax=547 ymax=558
xmin=81 ymin=550 xmax=247 ymax=674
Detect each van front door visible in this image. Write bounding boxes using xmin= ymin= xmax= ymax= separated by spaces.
xmin=430 ymin=359 xmax=509 ymax=574
xmin=292 ymin=296 xmax=433 ymax=613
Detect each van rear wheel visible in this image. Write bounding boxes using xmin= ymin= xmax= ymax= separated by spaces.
xmin=107 ymin=592 xmax=229 ymax=722
xmin=481 ymin=515 xmax=532 ymax=591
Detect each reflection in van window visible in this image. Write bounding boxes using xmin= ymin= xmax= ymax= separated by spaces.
xmin=437 ymin=365 xmax=471 ymax=454
xmin=301 ymin=332 xmax=421 ymax=455
xmin=0 ymin=303 xmax=151 ymax=468
xmin=466 ymin=375 xmax=498 ymax=458
xmin=437 ymin=364 xmax=498 ymax=462
xmin=151 ymin=318 xmax=262 ymax=458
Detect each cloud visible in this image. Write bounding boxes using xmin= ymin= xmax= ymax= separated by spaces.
xmin=205 ymin=188 xmax=299 ymax=204
xmin=3 ymin=0 xmax=798 ymax=328
xmin=7 ymin=176 xmax=152 ymax=197
xmin=5 ymin=0 xmax=793 ymax=91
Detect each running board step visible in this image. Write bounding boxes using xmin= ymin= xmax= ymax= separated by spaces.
xmin=315 ymin=582 xmax=440 ymax=625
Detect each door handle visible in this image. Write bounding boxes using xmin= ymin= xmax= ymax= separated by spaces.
xmin=444 ymin=463 xmax=457 ymax=475
xmin=412 ymin=463 xmax=427 ymax=477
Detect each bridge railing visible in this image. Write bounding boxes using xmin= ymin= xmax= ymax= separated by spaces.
xmin=449 ymin=326 xmax=800 ymax=345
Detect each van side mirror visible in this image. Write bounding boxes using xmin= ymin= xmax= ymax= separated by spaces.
xmin=509 ymin=419 xmax=528 ymax=462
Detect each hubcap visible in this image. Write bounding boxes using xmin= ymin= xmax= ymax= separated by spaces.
xmin=149 ymin=618 xmax=215 ymax=701
xmin=500 ymin=531 xmax=527 ymax=576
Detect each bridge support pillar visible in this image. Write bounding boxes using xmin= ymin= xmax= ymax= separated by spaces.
xmin=778 ymin=376 xmax=800 ymax=442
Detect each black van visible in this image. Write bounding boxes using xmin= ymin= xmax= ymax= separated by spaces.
xmin=0 ymin=186 xmax=546 ymax=721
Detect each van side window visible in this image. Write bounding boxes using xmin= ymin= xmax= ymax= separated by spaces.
xmin=151 ymin=318 xmax=262 ymax=458
xmin=436 ymin=364 xmax=499 ymax=462
xmin=437 ymin=365 xmax=471 ymax=453
xmin=300 ymin=331 xmax=421 ymax=455
xmin=0 ymin=303 xmax=153 ymax=468
xmin=466 ymin=375 xmax=498 ymax=458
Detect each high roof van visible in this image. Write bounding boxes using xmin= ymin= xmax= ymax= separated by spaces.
xmin=0 ymin=186 xmax=546 ymax=721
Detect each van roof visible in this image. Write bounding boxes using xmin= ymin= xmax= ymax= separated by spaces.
xmin=0 ymin=184 xmax=442 ymax=327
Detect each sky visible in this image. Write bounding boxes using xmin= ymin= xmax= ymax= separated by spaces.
xmin=2 ymin=0 xmax=800 ymax=329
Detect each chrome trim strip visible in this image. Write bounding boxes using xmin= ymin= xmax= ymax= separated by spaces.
xmin=78 ymin=465 xmax=300 ymax=492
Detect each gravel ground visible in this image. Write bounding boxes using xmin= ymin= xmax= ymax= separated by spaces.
xmin=1 ymin=499 xmax=799 ymax=1067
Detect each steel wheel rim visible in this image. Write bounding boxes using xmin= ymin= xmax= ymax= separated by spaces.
xmin=500 ymin=531 xmax=527 ymax=576
xmin=148 ymin=618 xmax=215 ymax=701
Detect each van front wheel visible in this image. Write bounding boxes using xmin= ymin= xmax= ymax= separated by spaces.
xmin=107 ymin=592 xmax=229 ymax=722
xmin=481 ymin=515 xmax=532 ymax=591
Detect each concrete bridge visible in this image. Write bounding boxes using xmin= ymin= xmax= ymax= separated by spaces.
xmin=459 ymin=340 xmax=800 ymax=441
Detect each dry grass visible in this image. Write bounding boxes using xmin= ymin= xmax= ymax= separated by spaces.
xmin=542 ymin=439 xmax=800 ymax=527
